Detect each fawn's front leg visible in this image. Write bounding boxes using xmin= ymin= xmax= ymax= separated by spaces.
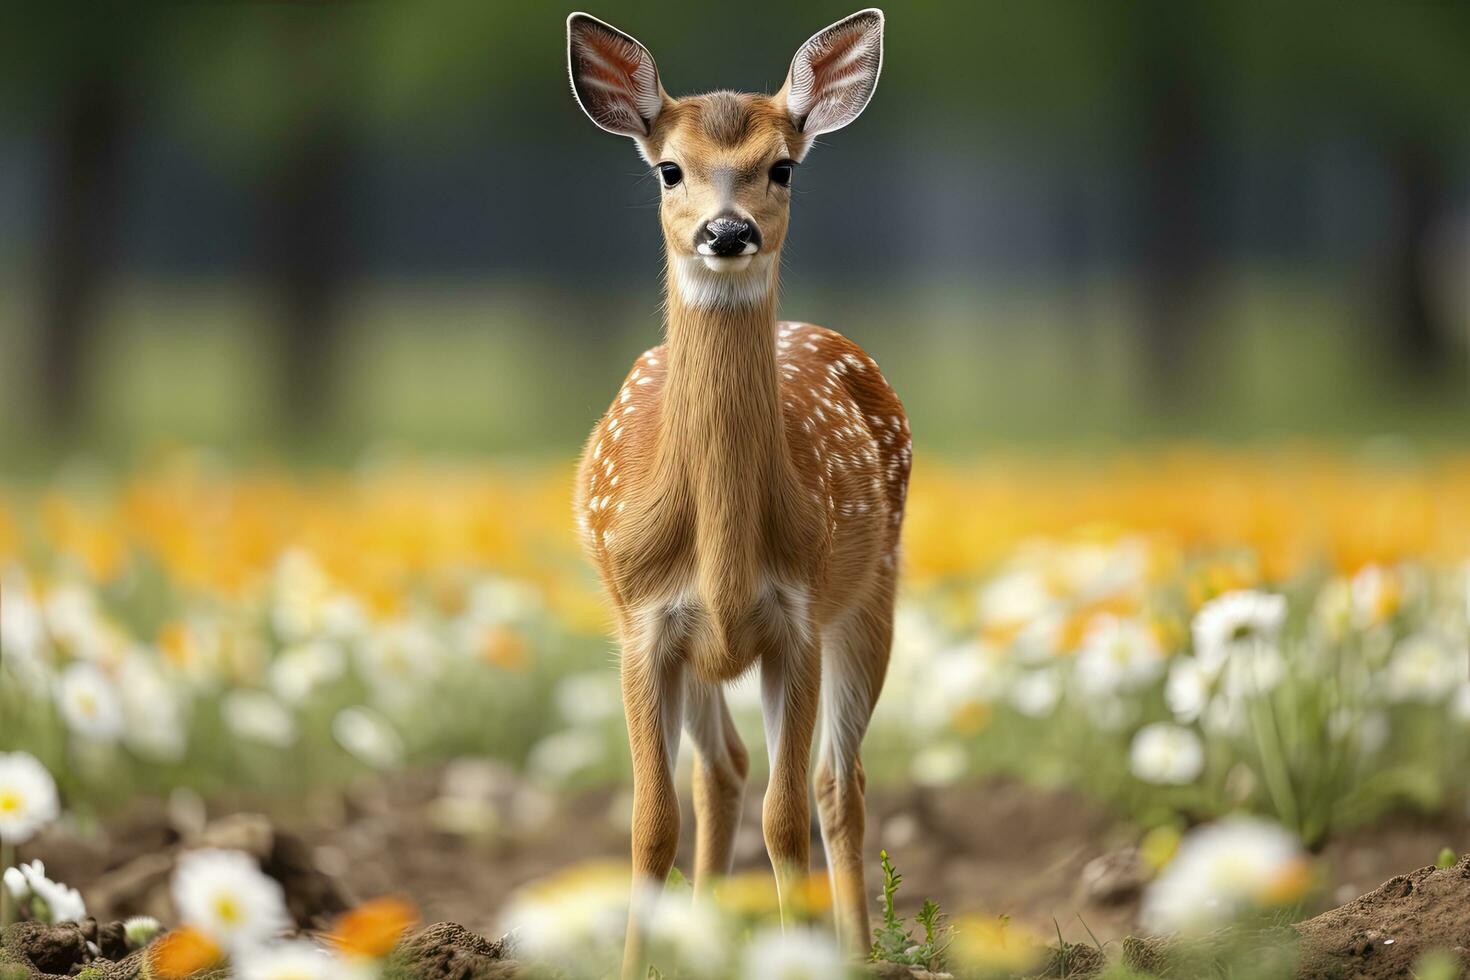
xmin=759 ymin=642 xmax=821 ymax=928
xmin=620 ymin=646 xmax=684 ymax=980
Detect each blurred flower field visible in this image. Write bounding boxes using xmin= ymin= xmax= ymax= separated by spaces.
xmin=2 ymin=447 xmax=1468 ymax=840
xmin=2 ymin=446 xmax=1470 ymax=976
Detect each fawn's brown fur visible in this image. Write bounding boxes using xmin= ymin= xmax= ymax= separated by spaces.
xmin=567 ymin=9 xmax=906 ymax=974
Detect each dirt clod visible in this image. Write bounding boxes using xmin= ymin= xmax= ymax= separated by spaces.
xmin=1294 ymin=855 xmax=1470 ymax=979
xmin=1079 ymin=847 xmax=1150 ymax=906
xmin=395 ymin=922 xmax=518 ymax=980
xmin=1035 ymin=940 xmax=1107 ymax=977
xmin=262 ymin=827 xmax=354 ymax=930
xmin=1 ymin=921 xmax=88 ymax=976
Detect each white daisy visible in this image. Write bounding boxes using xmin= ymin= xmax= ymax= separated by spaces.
xmin=498 ymin=863 xmax=628 ymax=965
xmin=640 ymin=887 xmax=729 ymax=975
xmin=0 ymin=752 xmax=60 ymax=844
xmin=1075 ymin=615 xmax=1166 ymax=696
xmin=332 ymin=706 xmax=405 ymax=770
xmin=5 ymin=859 xmax=86 ymax=923
xmin=0 ymin=568 xmax=52 ymax=695
xmin=464 ymin=577 xmax=542 ymax=625
xmin=1010 ymin=668 xmax=1063 ymax=718
xmin=1057 ymin=539 xmax=1149 ymax=604
xmin=976 ymin=567 xmax=1054 ymax=633
xmin=910 ymin=742 xmax=968 ymax=787
xmin=928 ymin=642 xmax=1006 ymax=731
xmin=43 ymin=584 xmax=102 ymax=655
xmin=269 ymin=641 xmax=346 ymax=705
xmin=1140 ymin=816 xmax=1307 ymax=935
xmin=742 ymin=927 xmax=844 ymax=980
xmin=554 ymin=672 xmax=622 ymax=726
xmin=320 ymin=595 xmax=369 ymax=642
xmin=1217 ymin=644 xmax=1287 ymax=700
xmin=118 ymin=652 xmax=189 ymax=762
xmin=1165 ymin=657 xmax=1210 ymax=723
xmin=234 ymin=939 xmax=339 ymax=980
xmin=55 ymin=661 xmax=125 ymax=741
xmin=1130 ymin=723 xmax=1205 ymax=785
xmin=526 ymin=729 xmax=605 ymax=784
xmin=1384 ymin=632 xmax=1461 ymax=703
xmin=221 ymin=691 xmax=297 ymax=749
xmin=1191 ymin=590 xmax=1287 ymax=671
xmin=1350 ymin=564 xmax=1403 ymax=628
xmin=172 ymin=848 xmax=289 ymax=951
xmin=354 ymin=619 xmax=442 ymax=706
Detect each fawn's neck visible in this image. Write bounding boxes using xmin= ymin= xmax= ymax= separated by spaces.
xmin=657 ymin=266 xmax=789 ymax=607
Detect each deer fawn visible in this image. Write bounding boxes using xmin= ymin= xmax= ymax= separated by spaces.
xmin=567 ymin=8 xmax=908 ymax=973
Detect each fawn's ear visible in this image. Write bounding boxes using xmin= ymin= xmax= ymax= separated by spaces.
xmin=777 ymin=8 xmax=883 ymax=154
xmin=567 ymin=13 xmax=668 ymax=139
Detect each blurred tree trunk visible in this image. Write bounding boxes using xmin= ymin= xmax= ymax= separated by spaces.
xmin=39 ymin=73 xmax=124 ymax=429
xmin=1383 ymin=142 xmax=1447 ymax=378
xmin=1135 ymin=21 xmax=1211 ymax=407
xmin=263 ymin=110 xmax=352 ymax=429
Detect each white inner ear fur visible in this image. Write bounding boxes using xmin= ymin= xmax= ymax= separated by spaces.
xmin=567 ymin=14 xmax=665 ymax=138
xmin=782 ymin=9 xmax=884 ymax=142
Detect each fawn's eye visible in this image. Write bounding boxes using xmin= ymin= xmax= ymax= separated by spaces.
xmin=770 ymin=160 xmax=795 ymax=187
xmin=657 ymin=162 xmax=683 ymax=188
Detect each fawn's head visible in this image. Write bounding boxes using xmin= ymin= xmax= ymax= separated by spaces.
xmin=567 ymin=9 xmax=884 ymax=309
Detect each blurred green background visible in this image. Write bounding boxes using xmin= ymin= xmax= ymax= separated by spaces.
xmin=0 ymin=1 xmax=1466 ymax=467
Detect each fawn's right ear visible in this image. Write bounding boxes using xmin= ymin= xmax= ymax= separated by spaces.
xmin=567 ymin=13 xmax=668 ymax=140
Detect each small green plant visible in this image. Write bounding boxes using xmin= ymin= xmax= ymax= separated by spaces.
xmin=1434 ymin=847 xmax=1456 ymax=870
xmin=869 ymin=850 xmax=952 ymax=972
xmin=1412 ymin=950 xmax=1461 ymax=980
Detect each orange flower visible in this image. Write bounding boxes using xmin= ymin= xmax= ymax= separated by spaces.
xmin=1260 ymin=857 xmax=1313 ymax=905
xmin=149 ymin=926 xmax=222 ymax=979
xmin=478 ymin=625 xmax=530 ymax=671
xmin=327 ymin=897 xmax=420 ymax=959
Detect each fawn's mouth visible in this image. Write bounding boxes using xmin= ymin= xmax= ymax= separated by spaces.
xmin=694 ymin=241 xmax=758 ymax=272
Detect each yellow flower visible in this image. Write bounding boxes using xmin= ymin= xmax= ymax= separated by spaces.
xmin=0 ymin=501 xmax=18 ymax=560
xmin=950 ymin=913 xmax=1046 ymax=973
xmin=1139 ymin=824 xmax=1182 ymax=871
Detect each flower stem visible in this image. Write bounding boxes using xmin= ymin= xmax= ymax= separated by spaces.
xmin=1251 ymin=695 xmax=1300 ymax=836
xmin=1 ymin=841 xmax=13 ymax=927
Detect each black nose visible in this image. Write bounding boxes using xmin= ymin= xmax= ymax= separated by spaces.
xmin=702 ymin=217 xmax=757 ymax=257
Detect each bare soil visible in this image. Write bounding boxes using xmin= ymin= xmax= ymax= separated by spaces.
xmin=8 ymin=771 xmax=1469 ymax=977
xmin=1294 ymin=856 xmax=1470 ymax=979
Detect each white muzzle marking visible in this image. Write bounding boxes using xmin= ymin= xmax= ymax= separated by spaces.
xmin=673 ymin=252 xmax=774 ymax=309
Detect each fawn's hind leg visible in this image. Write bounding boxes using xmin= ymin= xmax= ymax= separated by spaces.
xmin=685 ymin=678 xmax=749 ymax=891
xmin=815 ymin=578 xmax=894 ymax=956
xmin=760 ymin=639 xmax=822 ymax=928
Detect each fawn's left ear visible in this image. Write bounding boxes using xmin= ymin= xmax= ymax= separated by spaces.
xmin=777 ymin=8 xmax=884 ymax=157
xmin=567 ymin=12 xmax=668 ymax=140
